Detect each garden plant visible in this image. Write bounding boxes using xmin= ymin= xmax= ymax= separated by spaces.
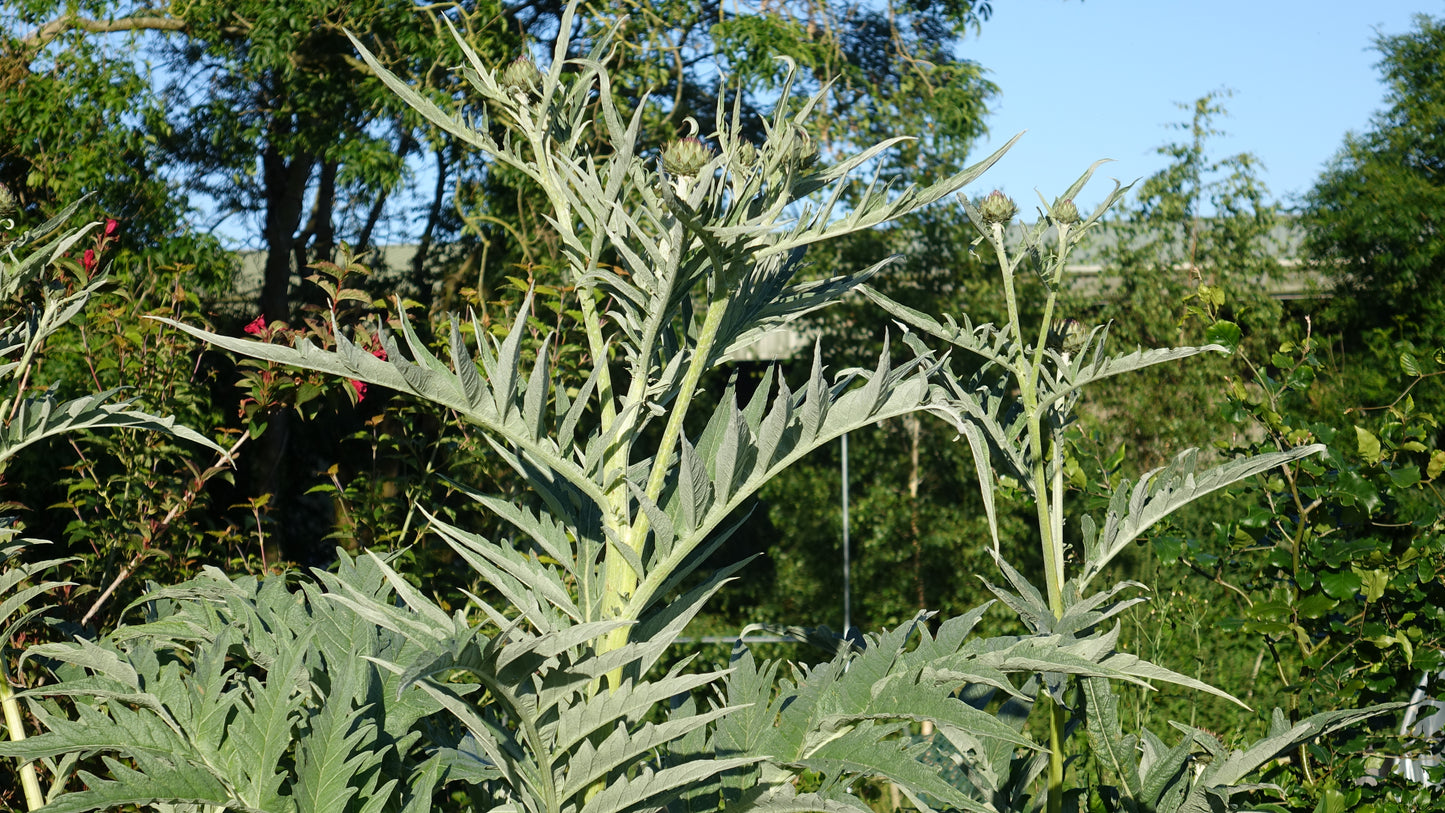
xmin=0 ymin=4 xmax=1401 ymax=811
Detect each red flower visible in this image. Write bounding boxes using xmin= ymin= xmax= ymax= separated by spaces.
xmin=243 ymin=316 xmax=266 ymax=336
xmin=104 ymin=218 xmax=118 ymax=237
xmin=351 ymin=342 xmax=388 ymax=402
xmin=82 ymin=249 xmax=96 ymax=273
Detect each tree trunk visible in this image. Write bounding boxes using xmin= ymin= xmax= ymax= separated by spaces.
xmin=255 ymin=117 xmax=314 ymax=566
xmin=259 ymin=138 xmax=314 ymax=323
xmin=906 ymin=413 xmax=925 ymax=611
xmin=411 ymin=143 xmax=451 ymax=310
xmin=301 ymin=159 xmax=339 ymax=269
xmin=355 ymin=190 xmax=389 ymax=255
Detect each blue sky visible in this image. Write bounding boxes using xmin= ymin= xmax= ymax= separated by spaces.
xmin=958 ymin=1 xmax=1434 ymax=211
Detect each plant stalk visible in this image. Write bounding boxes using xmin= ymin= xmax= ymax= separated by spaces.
xmin=599 ymin=294 xmax=730 ymax=680
xmin=2 ymin=657 xmax=44 ymax=810
xmin=999 ymin=223 xmax=1070 ymax=813
xmin=1046 ymin=694 xmax=1066 ymax=813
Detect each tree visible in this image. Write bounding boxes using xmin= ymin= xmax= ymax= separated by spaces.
xmin=1080 ymin=92 xmax=1286 ymax=464
xmin=4 ymin=0 xmax=1001 ymax=319
xmin=1303 ymin=12 xmax=1445 ymax=348
xmin=1 ymin=0 xmax=519 ymax=319
xmin=0 ymin=6 xmax=189 ymax=244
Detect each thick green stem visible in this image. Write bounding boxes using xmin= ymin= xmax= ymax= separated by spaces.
xmin=518 ymin=113 xmax=618 ymax=441
xmin=1046 ymin=695 xmax=1066 ymax=813
xmin=995 ymin=226 xmax=1025 ymax=361
xmin=2 ymin=658 xmax=44 ymax=810
xmin=599 ymin=295 xmax=730 ymax=681
xmin=998 ymin=224 xmax=1070 ymax=812
xmin=1026 ymin=288 xmax=1065 ymax=619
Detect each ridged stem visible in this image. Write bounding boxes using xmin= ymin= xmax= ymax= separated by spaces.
xmin=2 ymin=656 xmax=44 ymax=809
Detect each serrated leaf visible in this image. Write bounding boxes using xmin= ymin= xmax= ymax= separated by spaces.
xmin=1079 ymin=445 xmax=1324 ymax=590
xmin=1082 ymin=678 xmax=1142 ymax=804
xmin=1400 ymin=351 xmax=1422 ymax=376
xmin=1204 ymin=320 xmax=1242 ymax=353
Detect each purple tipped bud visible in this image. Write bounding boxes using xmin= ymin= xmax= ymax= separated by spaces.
xmin=979 ymin=190 xmax=1018 ymax=225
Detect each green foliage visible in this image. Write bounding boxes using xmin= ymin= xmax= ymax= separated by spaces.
xmin=0 ymin=537 xmax=75 ymax=811
xmin=862 ymin=161 xmax=1392 ymax=809
xmin=0 ymin=202 xmax=223 ymax=809
xmin=1145 ymin=332 xmax=1445 ymax=810
xmin=1074 ymin=92 xmax=1287 ymax=464
xmin=0 ymin=19 xmax=180 ymax=241
xmin=0 ymin=202 xmax=222 ymax=473
xmin=1303 ymin=12 xmax=1445 ymax=347
xmin=0 ymin=6 xmax=1403 ymax=813
xmin=8 ymin=553 xmax=448 ymax=812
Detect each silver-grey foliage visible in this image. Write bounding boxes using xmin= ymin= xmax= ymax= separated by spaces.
xmin=0 ymin=200 xmax=224 ymax=810
xmin=1 ymin=2 xmax=1394 ymax=811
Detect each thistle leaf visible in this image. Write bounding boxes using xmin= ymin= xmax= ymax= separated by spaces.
xmin=1079 ymin=445 xmax=1325 ymax=589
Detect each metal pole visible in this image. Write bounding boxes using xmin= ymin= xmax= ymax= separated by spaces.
xmin=841 ymin=432 xmax=851 ymax=638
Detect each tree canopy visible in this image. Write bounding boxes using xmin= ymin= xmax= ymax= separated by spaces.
xmin=1 ymin=0 xmax=999 ymax=321
xmin=1303 ymin=12 xmax=1445 ymax=346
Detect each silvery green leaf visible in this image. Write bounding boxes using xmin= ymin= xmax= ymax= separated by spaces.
xmin=1082 ymin=678 xmax=1142 ymax=805
xmin=153 ymin=315 xmax=610 ymax=513
xmin=0 ymin=390 xmax=223 ymax=468
xmin=1194 ymin=704 xmax=1401 ymax=788
xmin=32 ymin=753 xmax=236 ymax=813
xmin=1039 ymin=342 xmax=1230 ymax=414
xmin=1079 ymin=445 xmax=1325 ymax=589
xmin=860 ymin=285 xmax=1019 ymax=372
xmin=425 ymin=510 xmax=581 ymax=630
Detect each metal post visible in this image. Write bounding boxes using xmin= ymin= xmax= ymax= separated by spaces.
xmin=841 ymin=433 xmax=851 ymax=638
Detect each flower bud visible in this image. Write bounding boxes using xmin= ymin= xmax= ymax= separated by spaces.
xmin=786 ymin=123 xmax=818 ymax=168
xmin=735 ymin=139 xmax=759 ymax=168
xmin=0 ymin=182 xmax=14 ymax=218
xmin=1049 ymin=317 xmax=1087 ymax=355
xmin=978 ymin=190 xmax=1017 ymax=225
xmin=662 ymin=136 xmax=713 ymax=177
xmin=500 ymin=55 xmax=541 ymax=95
xmin=1051 ymin=197 xmax=1080 ymax=226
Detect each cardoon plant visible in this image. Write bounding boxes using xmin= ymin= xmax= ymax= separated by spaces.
xmin=0 ymin=4 xmax=1392 ymax=812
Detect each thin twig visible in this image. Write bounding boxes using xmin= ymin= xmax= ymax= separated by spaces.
xmin=79 ymin=431 xmax=248 ymax=627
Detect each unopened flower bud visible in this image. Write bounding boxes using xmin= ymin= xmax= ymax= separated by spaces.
xmin=662 ymin=136 xmax=713 ymax=177
xmin=1051 ymin=197 xmax=1080 ymax=226
xmin=0 ymin=183 xmax=14 ymax=218
xmin=1049 ymin=317 xmax=1087 ymax=355
xmin=500 ymin=55 xmax=541 ymax=95
xmin=979 ymin=190 xmax=1017 ymax=225
xmin=735 ymin=139 xmax=759 ymax=168
xmin=786 ymin=123 xmax=818 ymax=168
